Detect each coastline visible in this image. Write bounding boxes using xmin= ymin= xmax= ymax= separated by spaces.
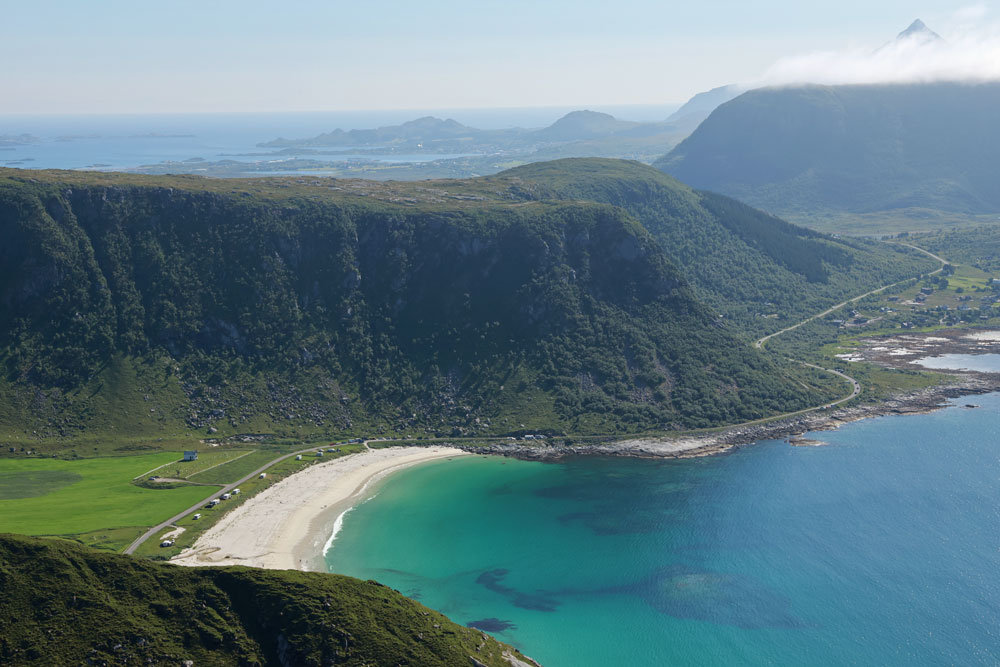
xmin=466 ymin=373 xmax=1000 ymax=461
xmin=171 ymin=446 xmax=468 ymax=572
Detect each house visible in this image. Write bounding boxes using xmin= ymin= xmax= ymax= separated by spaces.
xmin=183 ymin=451 xmax=198 ymax=461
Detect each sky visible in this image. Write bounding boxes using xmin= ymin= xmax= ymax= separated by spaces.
xmin=1 ymin=0 xmax=997 ymax=114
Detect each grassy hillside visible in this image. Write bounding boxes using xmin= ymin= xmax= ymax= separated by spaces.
xmin=0 ymin=165 xmax=839 ymax=444
xmin=656 ymin=82 xmax=1000 ymax=224
xmin=0 ymin=533 xmax=537 ymax=666
xmin=913 ymin=227 xmax=1000 ymax=274
xmin=487 ymin=159 xmax=937 ymax=333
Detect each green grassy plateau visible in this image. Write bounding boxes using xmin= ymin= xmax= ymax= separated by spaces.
xmin=0 ymin=533 xmax=537 ymax=666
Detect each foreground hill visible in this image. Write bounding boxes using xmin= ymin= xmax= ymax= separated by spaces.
xmin=0 ymin=165 xmax=842 ymax=443
xmin=487 ymin=160 xmax=936 ymax=331
xmin=656 ymin=82 xmax=1000 ymax=220
xmin=0 ymin=533 xmax=536 ymax=666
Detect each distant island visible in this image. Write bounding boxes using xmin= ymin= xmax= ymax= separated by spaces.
xmin=128 ymin=110 xmax=697 ymax=179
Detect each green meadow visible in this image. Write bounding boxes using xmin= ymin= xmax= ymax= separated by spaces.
xmin=0 ymin=452 xmax=215 ymax=538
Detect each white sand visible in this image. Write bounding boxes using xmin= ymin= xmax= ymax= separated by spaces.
xmin=171 ymin=446 xmax=468 ymax=571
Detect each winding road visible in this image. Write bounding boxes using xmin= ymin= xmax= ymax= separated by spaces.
xmin=752 ymin=242 xmax=946 ymax=418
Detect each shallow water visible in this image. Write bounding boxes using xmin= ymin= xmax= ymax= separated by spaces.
xmin=916 ymin=352 xmax=1000 ymax=373
xmin=326 ymin=392 xmax=1000 ymax=666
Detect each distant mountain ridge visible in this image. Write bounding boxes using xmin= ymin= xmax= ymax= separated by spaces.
xmin=260 ymin=109 xmax=687 ymax=153
xmin=656 ymin=81 xmax=1000 ymax=217
xmin=666 ymin=84 xmax=742 ymax=126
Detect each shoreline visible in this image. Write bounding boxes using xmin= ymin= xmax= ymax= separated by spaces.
xmin=465 ymin=373 xmax=1000 ymax=461
xmin=171 ymin=446 xmax=468 ymax=572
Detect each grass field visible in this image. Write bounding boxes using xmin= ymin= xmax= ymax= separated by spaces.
xmin=189 ymin=449 xmax=285 ymax=484
xmin=134 ymin=444 xmax=366 ymax=559
xmin=162 ymin=448 xmax=256 ymax=479
xmin=0 ymin=452 xmax=215 ymax=538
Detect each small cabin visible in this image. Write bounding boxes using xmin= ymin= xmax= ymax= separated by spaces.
xmin=183 ymin=451 xmax=198 ymax=462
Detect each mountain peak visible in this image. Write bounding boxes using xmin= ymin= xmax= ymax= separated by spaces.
xmin=897 ymin=18 xmax=941 ymax=42
xmin=532 ymin=110 xmax=632 ymax=140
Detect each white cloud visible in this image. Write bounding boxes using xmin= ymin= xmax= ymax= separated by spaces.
xmin=748 ymin=9 xmax=1000 ymax=88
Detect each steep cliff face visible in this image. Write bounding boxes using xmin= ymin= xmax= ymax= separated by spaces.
xmin=487 ymin=159 xmax=937 ymax=331
xmin=0 ymin=169 xmax=833 ymax=439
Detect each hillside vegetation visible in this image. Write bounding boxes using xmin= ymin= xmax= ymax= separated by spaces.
xmin=0 ymin=533 xmax=536 ymax=666
xmin=656 ymin=82 xmax=1000 ymax=221
xmin=488 ymin=159 xmax=936 ymax=331
xmin=0 ymin=164 xmax=850 ymax=444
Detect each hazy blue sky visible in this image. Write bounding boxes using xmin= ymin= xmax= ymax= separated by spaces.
xmin=1 ymin=0 xmax=994 ymax=114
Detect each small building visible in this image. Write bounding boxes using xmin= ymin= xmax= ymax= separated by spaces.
xmin=183 ymin=451 xmax=198 ymax=462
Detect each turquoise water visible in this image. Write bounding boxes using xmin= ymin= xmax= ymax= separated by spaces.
xmin=326 ymin=393 xmax=1000 ymax=666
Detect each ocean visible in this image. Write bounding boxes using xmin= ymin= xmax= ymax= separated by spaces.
xmin=0 ymin=104 xmax=678 ymax=172
xmin=326 ymin=391 xmax=1000 ymax=666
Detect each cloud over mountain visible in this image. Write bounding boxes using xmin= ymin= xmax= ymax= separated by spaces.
xmin=749 ymin=9 xmax=1000 ymax=88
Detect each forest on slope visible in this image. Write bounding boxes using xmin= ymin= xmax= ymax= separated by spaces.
xmin=0 ymin=164 xmax=851 ymax=443
xmin=488 ymin=159 xmax=936 ymax=331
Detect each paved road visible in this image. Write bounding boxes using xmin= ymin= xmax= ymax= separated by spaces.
xmin=751 ymin=242 xmax=945 ymax=418
xmin=755 ymin=244 xmax=947 ymax=350
xmin=124 ymin=444 xmax=331 ymax=555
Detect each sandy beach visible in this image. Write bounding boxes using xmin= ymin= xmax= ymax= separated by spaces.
xmin=171 ymin=446 xmax=468 ymax=571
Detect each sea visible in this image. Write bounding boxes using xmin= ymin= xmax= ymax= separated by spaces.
xmin=0 ymin=104 xmax=678 ymax=173
xmin=326 ymin=386 xmax=1000 ymax=666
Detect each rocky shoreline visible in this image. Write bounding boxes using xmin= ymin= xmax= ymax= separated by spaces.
xmin=460 ymin=373 xmax=1000 ymax=461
